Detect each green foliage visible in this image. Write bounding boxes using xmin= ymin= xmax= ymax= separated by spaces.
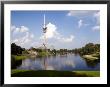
xmin=37 ymin=50 xmax=50 ymax=57
xmin=11 ymin=43 xmax=25 ymax=55
xmin=60 ymin=49 xmax=68 ymax=52
xmin=22 ymin=50 xmax=29 ymax=54
xmin=92 ymin=52 xmax=100 ymax=58
xmin=29 ymin=47 xmax=43 ymax=52
xmin=50 ymin=49 xmax=57 ymax=54
xmin=73 ymin=43 xmax=100 ymax=56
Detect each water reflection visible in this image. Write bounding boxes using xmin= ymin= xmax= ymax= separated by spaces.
xmin=17 ymin=53 xmax=100 ymax=71
xmin=59 ymin=54 xmax=68 ymax=58
xmin=83 ymin=58 xmax=100 ymax=68
xmin=11 ymin=60 xmax=22 ymax=69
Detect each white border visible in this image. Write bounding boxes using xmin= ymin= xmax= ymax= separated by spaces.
xmin=4 ymin=4 xmax=107 ymax=84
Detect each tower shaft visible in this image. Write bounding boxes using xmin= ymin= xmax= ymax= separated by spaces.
xmin=43 ymin=14 xmax=47 ymax=50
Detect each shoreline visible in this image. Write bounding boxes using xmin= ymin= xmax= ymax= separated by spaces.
xmin=82 ymin=55 xmax=99 ymax=60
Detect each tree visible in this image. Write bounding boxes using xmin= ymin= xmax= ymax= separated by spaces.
xmin=11 ymin=43 xmax=24 ymax=55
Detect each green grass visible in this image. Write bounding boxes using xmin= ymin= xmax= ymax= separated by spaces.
xmin=73 ymin=71 xmax=100 ymax=77
xmin=11 ymin=69 xmax=100 ymax=77
xmin=12 ymin=55 xmax=27 ymax=61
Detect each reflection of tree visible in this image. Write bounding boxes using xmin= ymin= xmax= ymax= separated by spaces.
xmin=84 ymin=59 xmax=100 ymax=68
xmin=44 ymin=57 xmax=47 ymax=70
xmin=52 ymin=54 xmax=57 ymax=58
xmin=11 ymin=59 xmax=22 ymax=69
xmin=42 ymin=56 xmax=55 ymax=70
xmin=59 ymin=53 xmax=68 ymax=58
xmin=74 ymin=53 xmax=79 ymax=56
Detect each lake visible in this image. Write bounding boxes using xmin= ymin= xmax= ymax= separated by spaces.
xmin=17 ymin=53 xmax=100 ymax=71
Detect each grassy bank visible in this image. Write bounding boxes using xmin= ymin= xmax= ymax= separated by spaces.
xmin=82 ymin=55 xmax=99 ymax=60
xmin=73 ymin=71 xmax=100 ymax=77
xmin=12 ymin=55 xmax=27 ymax=61
xmin=11 ymin=69 xmax=100 ymax=77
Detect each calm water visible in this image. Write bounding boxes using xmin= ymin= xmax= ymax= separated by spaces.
xmin=17 ymin=53 xmax=100 ymax=71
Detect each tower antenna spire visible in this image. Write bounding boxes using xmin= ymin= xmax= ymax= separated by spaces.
xmin=44 ymin=14 xmax=45 ymax=28
xmin=43 ymin=14 xmax=47 ymax=33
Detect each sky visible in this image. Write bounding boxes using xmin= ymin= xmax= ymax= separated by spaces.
xmin=11 ymin=10 xmax=100 ymax=49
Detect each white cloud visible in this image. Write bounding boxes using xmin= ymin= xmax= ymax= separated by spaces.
xmin=12 ymin=39 xmax=19 ymax=43
xmin=67 ymin=10 xmax=97 ymax=16
xmin=94 ymin=11 xmax=100 ymax=17
xmin=12 ymin=26 xmax=29 ymax=34
xmin=67 ymin=11 xmax=89 ymax=16
xmin=12 ymin=31 xmax=31 ymax=46
xmin=67 ymin=10 xmax=100 ymax=31
xmin=92 ymin=11 xmax=100 ymax=31
xmin=45 ymin=22 xmax=57 ymax=39
xmin=40 ymin=22 xmax=75 ymax=43
xmin=14 ymin=27 xmax=19 ymax=33
xmin=92 ymin=25 xmax=100 ymax=31
xmin=78 ymin=19 xmax=83 ymax=28
xmin=94 ymin=11 xmax=100 ymax=25
xmin=30 ymin=42 xmax=39 ymax=47
xmin=78 ymin=19 xmax=89 ymax=28
xmin=30 ymin=34 xmax=34 ymax=38
xmin=11 ymin=25 xmax=16 ymax=31
xmin=11 ymin=22 xmax=75 ymax=49
xmin=20 ymin=26 xmax=29 ymax=32
xmin=59 ymin=35 xmax=74 ymax=43
xmin=40 ymin=22 xmax=57 ymax=39
xmin=11 ymin=25 xmax=35 ymax=48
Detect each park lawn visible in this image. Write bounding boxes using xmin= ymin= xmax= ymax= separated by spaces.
xmin=73 ymin=71 xmax=100 ymax=77
xmin=11 ymin=69 xmax=100 ymax=77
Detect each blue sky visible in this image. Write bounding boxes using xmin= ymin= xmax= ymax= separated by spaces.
xmin=11 ymin=10 xmax=100 ymax=49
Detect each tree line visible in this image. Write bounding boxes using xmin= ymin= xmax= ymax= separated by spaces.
xmin=11 ymin=43 xmax=100 ymax=56
xmin=72 ymin=43 xmax=100 ymax=55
